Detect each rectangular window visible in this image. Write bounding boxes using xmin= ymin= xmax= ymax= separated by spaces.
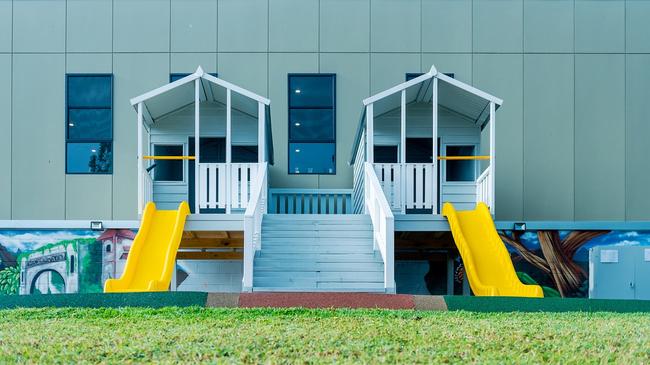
xmin=445 ymin=145 xmax=476 ymax=182
xmin=66 ymin=74 xmax=113 ymax=174
xmin=152 ymin=145 xmax=184 ymax=182
xmin=288 ymin=74 xmax=336 ymax=174
xmin=170 ymin=73 xmax=218 ymax=83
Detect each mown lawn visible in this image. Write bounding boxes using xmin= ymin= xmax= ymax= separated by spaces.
xmin=0 ymin=307 xmax=648 ymax=364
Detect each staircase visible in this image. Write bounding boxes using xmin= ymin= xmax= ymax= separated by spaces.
xmin=252 ymin=214 xmax=385 ymax=292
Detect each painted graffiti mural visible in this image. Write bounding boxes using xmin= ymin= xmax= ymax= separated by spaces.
xmin=0 ymin=230 xmax=134 ymax=295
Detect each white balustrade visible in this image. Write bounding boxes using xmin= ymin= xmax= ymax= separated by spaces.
xmin=243 ymin=162 xmax=267 ymax=291
xmin=364 ymin=162 xmax=395 ymax=293
xmin=198 ymin=163 xmax=259 ymax=211
xmin=374 ymin=163 xmax=435 ymax=212
xmin=476 ymin=166 xmax=492 ymax=210
xmin=269 ymin=189 xmax=352 ymax=214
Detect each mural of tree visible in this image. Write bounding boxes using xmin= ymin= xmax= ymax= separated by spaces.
xmin=500 ymin=230 xmax=608 ymax=297
xmin=0 ymin=266 xmax=20 ymax=295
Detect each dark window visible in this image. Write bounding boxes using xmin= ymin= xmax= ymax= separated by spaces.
xmin=374 ymin=146 xmax=398 ymax=163
xmin=406 ymin=72 xmax=455 ymax=81
xmin=232 ymin=146 xmax=258 ymax=163
xmin=406 ymin=138 xmax=433 ymax=163
xmin=106 ymin=244 xmax=111 ymax=253
xmin=66 ymin=75 xmax=113 ymax=174
xmin=153 ymin=145 xmax=184 ymax=182
xmin=446 ymin=145 xmax=476 ymax=182
xmin=288 ymin=74 xmax=336 ymax=174
xmin=170 ymin=73 xmax=218 ymax=83
xmin=70 ymin=255 xmax=75 ymax=273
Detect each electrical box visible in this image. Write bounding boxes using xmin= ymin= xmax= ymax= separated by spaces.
xmin=589 ymin=246 xmax=650 ymax=300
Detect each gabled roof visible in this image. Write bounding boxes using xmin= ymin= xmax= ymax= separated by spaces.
xmin=129 ymin=66 xmax=271 ymax=123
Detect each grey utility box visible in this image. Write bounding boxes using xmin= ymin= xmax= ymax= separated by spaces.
xmin=589 ymin=246 xmax=650 ymax=300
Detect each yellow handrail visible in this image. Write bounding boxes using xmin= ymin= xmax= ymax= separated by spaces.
xmin=143 ymin=156 xmax=196 ymax=160
xmin=438 ymin=156 xmax=490 ymax=161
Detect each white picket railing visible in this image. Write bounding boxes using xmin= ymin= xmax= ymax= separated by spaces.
xmin=269 ymin=189 xmax=352 ymax=214
xmin=476 ymin=166 xmax=492 ymax=211
xmin=198 ymin=163 xmax=259 ymax=211
xmin=364 ymin=162 xmax=395 ymax=293
xmin=352 ymin=129 xmax=366 ymax=214
xmin=374 ymin=163 xmax=436 ymax=212
xmin=243 ymin=162 xmax=268 ymax=291
xmin=143 ymin=170 xmax=153 ymax=207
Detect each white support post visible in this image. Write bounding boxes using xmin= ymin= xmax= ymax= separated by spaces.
xmin=137 ymin=102 xmax=143 ymax=216
xmin=432 ymin=77 xmax=439 ymax=215
xmin=489 ymin=101 xmax=496 ymax=215
xmin=366 ymin=104 xmax=374 ymax=163
xmin=258 ymin=102 xmax=265 ymax=163
xmin=400 ymin=90 xmax=406 ymax=214
xmin=226 ymin=88 xmax=232 ymax=214
xmin=194 ymin=79 xmax=200 ymax=215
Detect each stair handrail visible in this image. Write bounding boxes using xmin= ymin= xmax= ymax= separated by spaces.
xmin=243 ymin=162 xmax=268 ymax=291
xmin=363 ymin=162 xmax=395 ymax=293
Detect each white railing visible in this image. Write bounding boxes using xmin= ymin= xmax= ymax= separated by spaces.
xmin=198 ymin=163 xmax=259 ymax=211
xmin=364 ymin=162 xmax=395 ymax=293
xmin=476 ymin=166 xmax=492 ymax=211
xmin=143 ymin=170 xmax=153 ymax=207
xmin=243 ymin=162 xmax=268 ymax=291
xmin=269 ymin=189 xmax=352 ymax=214
xmin=374 ymin=163 xmax=435 ymax=212
xmin=352 ymin=129 xmax=366 ymax=214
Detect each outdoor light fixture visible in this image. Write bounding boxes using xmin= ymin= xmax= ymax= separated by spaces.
xmin=514 ymin=222 xmax=526 ymax=231
xmin=90 ymin=221 xmax=103 ymax=231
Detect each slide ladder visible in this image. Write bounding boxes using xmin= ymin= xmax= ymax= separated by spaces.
xmin=104 ymin=201 xmax=190 ymax=293
xmin=443 ymin=202 xmax=543 ymax=297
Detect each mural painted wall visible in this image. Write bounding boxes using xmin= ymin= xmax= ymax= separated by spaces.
xmin=0 ymin=229 xmax=134 ymax=295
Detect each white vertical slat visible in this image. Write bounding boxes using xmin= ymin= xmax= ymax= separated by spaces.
xmin=217 ymin=163 xmax=226 ymax=209
xmin=247 ymin=164 xmax=258 ymax=207
xmin=432 ymin=77 xmax=439 ymax=214
xmin=423 ymin=163 xmax=432 ymax=209
xmin=406 ymin=166 xmax=414 ymax=209
xmin=393 ymin=164 xmax=401 ymax=210
xmin=199 ymin=164 xmax=208 ymax=209
xmin=400 ymin=89 xmax=406 ymax=214
xmin=226 ymin=89 xmax=232 ymax=214
xmin=231 ymin=164 xmax=240 ymax=209
xmin=208 ymin=164 xmax=217 ymax=209
xmin=137 ymin=102 xmax=143 ymax=215
xmin=194 ymin=79 xmax=200 ymax=214
xmin=489 ymin=102 xmax=496 ymax=214
xmin=240 ymin=165 xmax=249 ymax=209
xmin=415 ymin=164 xmax=424 ymax=208
xmin=366 ymin=104 xmax=374 ymax=163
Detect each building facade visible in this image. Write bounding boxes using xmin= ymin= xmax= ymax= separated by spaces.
xmin=0 ymin=0 xmax=648 ymax=222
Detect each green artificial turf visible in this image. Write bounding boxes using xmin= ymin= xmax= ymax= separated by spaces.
xmin=0 ymin=307 xmax=648 ymax=364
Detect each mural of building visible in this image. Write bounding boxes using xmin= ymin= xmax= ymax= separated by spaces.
xmin=99 ymin=229 xmax=134 ymax=283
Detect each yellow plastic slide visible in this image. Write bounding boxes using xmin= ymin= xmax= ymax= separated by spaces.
xmin=443 ymin=202 xmax=543 ymax=298
xmin=104 ymin=201 xmax=190 ymax=293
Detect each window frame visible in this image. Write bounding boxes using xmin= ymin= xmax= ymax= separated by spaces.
xmin=150 ymin=143 xmax=187 ymax=185
xmin=287 ymin=73 xmax=337 ymax=175
xmin=65 ymin=73 xmax=114 ymax=175
xmin=442 ymin=143 xmax=479 ymax=184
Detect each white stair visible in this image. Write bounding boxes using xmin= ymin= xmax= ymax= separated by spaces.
xmin=253 ymin=214 xmax=385 ymax=292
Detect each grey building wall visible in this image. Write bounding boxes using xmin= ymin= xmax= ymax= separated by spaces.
xmin=0 ymin=0 xmax=649 ymax=222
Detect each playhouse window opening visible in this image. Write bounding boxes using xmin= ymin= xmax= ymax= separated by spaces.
xmin=153 ymin=145 xmax=184 ymax=182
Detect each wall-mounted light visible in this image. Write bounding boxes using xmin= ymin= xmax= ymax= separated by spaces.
xmin=513 ymin=222 xmax=526 ymax=231
xmin=90 ymin=221 xmax=104 ymax=231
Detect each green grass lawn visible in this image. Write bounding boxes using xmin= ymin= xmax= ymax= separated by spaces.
xmin=0 ymin=307 xmax=648 ymax=364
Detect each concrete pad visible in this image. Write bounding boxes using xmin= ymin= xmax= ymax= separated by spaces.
xmin=413 ymin=295 xmax=448 ymax=311
xmin=206 ymin=293 xmax=240 ymax=308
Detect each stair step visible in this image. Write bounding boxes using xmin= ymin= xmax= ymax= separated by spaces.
xmin=262 ymin=231 xmax=373 ymax=238
xmin=261 ymin=237 xmax=375 ymax=246
xmin=254 ymin=271 xmax=383 ymax=282
xmin=257 ymin=245 xmax=375 ymax=254
xmin=254 ymin=261 xmax=384 ymax=272
xmin=263 ymin=214 xmax=370 ymax=221
xmin=252 ymin=287 xmax=385 ymax=293
xmin=257 ymin=253 xmax=380 ymax=262
xmin=261 ymin=224 xmax=372 ymax=231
